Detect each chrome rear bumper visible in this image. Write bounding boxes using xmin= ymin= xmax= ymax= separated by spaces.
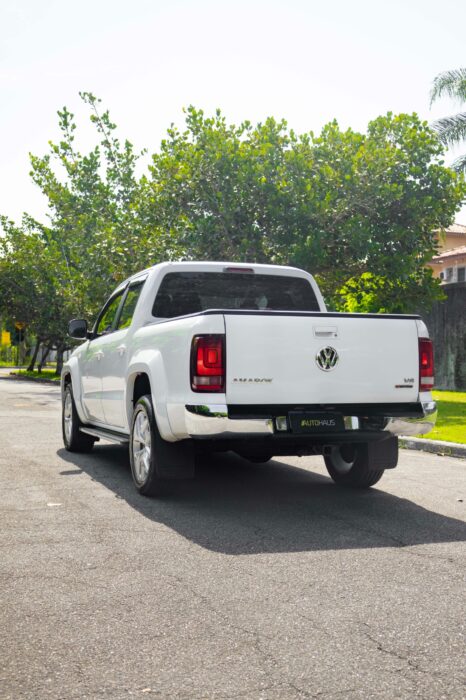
xmin=383 ymin=401 xmax=437 ymax=437
xmin=184 ymin=402 xmax=437 ymax=439
xmin=185 ymin=405 xmax=273 ymax=438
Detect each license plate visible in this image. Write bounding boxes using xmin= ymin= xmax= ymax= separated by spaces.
xmin=289 ymin=411 xmax=344 ymax=433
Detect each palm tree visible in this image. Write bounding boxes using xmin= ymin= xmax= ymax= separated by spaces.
xmin=430 ymin=68 xmax=466 ymax=173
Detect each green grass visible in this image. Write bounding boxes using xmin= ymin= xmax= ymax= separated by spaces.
xmin=421 ymin=390 xmax=466 ymax=444
xmin=14 ymin=369 xmax=60 ymax=383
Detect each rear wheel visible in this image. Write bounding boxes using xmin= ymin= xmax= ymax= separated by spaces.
xmin=62 ymin=384 xmax=95 ymax=453
xmin=130 ymin=395 xmax=194 ymax=496
xmin=324 ymin=443 xmax=384 ymax=488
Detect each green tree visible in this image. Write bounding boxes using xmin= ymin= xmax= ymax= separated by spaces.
xmin=146 ymin=108 xmax=465 ymax=311
xmin=431 ymin=68 xmax=466 ymax=173
xmin=0 ymin=216 xmax=72 ymax=371
xmin=27 ymin=93 xmax=156 ymax=318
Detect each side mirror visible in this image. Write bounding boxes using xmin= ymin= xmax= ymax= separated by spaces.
xmin=68 ymin=319 xmax=89 ymax=339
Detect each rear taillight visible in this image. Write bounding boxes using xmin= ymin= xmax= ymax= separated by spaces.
xmin=419 ymin=338 xmax=434 ymax=391
xmin=191 ymin=334 xmax=225 ymax=392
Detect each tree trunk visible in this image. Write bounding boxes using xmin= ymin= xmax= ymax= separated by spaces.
xmin=37 ymin=343 xmax=51 ymax=373
xmin=27 ymin=338 xmax=42 ymax=372
xmin=55 ymin=346 xmax=64 ymax=376
xmin=18 ymin=340 xmax=27 ymax=368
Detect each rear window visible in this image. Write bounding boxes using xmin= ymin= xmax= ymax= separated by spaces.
xmin=152 ymin=272 xmax=320 ymax=318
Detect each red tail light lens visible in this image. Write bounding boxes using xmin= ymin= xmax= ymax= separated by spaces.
xmin=191 ymin=334 xmax=225 ymax=392
xmin=419 ymin=338 xmax=434 ymax=391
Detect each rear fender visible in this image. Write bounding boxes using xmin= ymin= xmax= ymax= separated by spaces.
xmin=126 ymin=350 xmax=175 ymax=441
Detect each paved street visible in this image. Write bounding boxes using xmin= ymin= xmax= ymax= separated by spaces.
xmin=0 ymin=376 xmax=465 ymax=700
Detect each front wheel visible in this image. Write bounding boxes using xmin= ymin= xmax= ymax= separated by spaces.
xmin=62 ymin=384 xmax=95 ymax=453
xmin=324 ymin=443 xmax=384 ymax=488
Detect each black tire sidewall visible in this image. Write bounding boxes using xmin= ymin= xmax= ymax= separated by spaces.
xmin=62 ymin=384 xmax=94 ymax=452
xmin=324 ymin=445 xmax=384 ymax=488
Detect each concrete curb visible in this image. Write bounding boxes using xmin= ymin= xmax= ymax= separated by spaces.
xmin=0 ymin=373 xmax=60 ymax=386
xmin=400 ymin=437 xmax=466 ymax=459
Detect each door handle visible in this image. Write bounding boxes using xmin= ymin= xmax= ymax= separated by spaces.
xmin=313 ymin=326 xmax=338 ymax=338
xmin=95 ymin=351 xmax=104 ymax=360
xmin=117 ymin=345 xmax=126 ymax=356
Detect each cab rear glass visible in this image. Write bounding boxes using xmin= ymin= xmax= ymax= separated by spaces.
xmin=152 ymin=272 xmax=320 ymax=318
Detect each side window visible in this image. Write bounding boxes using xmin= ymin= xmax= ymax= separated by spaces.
xmin=95 ymin=292 xmax=125 ymax=335
xmin=116 ymin=282 xmax=144 ymax=330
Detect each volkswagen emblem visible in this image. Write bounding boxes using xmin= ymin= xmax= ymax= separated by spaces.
xmin=316 ymin=346 xmax=339 ymax=371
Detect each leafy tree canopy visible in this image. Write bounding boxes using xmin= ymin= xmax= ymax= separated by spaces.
xmin=146 ymin=107 xmax=465 ymax=308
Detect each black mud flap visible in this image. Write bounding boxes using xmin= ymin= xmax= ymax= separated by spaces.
xmin=154 ymin=438 xmax=195 ymax=479
xmin=365 ymin=436 xmax=399 ymax=470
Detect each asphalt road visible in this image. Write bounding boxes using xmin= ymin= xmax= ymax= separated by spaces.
xmin=0 ymin=377 xmax=465 ymax=700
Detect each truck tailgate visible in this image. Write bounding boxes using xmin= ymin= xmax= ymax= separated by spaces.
xmin=225 ymin=313 xmax=419 ymax=405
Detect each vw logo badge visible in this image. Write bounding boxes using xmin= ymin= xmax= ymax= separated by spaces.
xmin=316 ymin=346 xmax=339 ymax=371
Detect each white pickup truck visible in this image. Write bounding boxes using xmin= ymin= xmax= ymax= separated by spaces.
xmin=62 ymin=261 xmax=437 ymax=495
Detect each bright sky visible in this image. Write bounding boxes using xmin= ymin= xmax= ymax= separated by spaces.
xmin=1 ymin=0 xmax=466 ymax=224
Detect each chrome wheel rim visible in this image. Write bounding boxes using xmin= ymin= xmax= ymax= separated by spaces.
xmin=64 ymin=391 xmax=73 ymax=443
xmin=330 ymin=445 xmax=356 ymax=475
xmin=132 ymin=409 xmax=152 ymax=484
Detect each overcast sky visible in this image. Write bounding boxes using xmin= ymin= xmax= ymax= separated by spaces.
xmin=1 ymin=0 xmax=466 ymax=224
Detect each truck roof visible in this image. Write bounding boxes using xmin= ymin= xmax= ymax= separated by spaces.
xmin=121 ymin=260 xmax=309 ymax=287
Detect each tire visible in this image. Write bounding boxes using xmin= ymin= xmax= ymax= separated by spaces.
xmin=129 ymin=395 xmax=194 ymax=497
xmin=324 ymin=443 xmax=384 ymax=489
xmin=62 ymin=383 xmax=95 ymax=453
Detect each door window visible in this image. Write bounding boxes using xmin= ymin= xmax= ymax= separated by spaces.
xmin=95 ymin=292 xmax=125 ymax=335
xmin=117 ymin=282 xmax=145 ymax=330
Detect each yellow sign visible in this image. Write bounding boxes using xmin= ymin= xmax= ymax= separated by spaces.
xmin=14 ymin=321 xmax=26 ymax=330
xmin=1 ymin=331 xmax=11 ymax=346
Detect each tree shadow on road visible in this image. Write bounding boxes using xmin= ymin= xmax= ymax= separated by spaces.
xmin=57 ymin=445 xmax=466 ymax=555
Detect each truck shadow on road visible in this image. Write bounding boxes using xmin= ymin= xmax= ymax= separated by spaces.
xmin=57 ymin=445 xmax=466 ymax=554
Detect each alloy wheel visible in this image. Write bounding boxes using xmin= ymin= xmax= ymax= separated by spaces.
xmin=132 ymin=408 xmax=152 ymax=484
xmin=63 ymin=390 xmax=73 ymax=443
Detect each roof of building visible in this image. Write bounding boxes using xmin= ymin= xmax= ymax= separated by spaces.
xmin=443 ymin=223 xmax=466 ymax=236
xmin=430 ymin=245 xmax=466 ymax=262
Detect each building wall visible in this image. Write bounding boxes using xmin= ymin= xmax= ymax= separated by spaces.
xmin=424 ymin=283 xmax=466 ymax=391
xmin=427 ymin=256 xmax=466 ymax=282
